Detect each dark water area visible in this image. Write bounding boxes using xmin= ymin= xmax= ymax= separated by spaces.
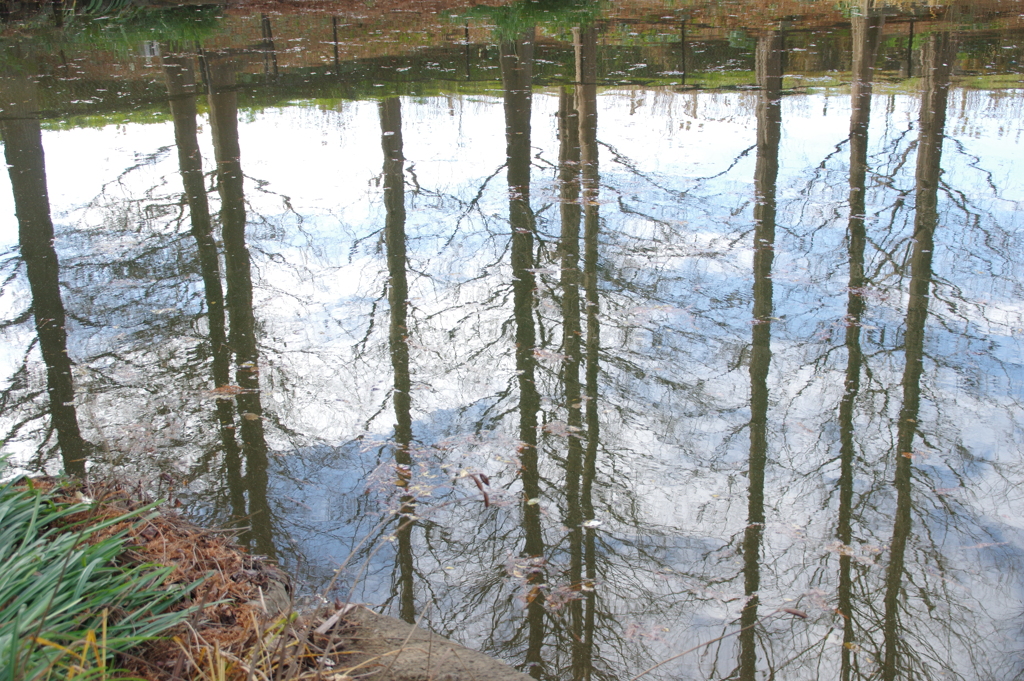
xmin=2 ymin=0 xmax=1024 ymax=678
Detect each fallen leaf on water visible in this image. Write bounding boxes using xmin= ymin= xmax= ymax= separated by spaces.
xmin=543 ymin=420 xmax=581 ymax=437
xmin=824 ymin=541 xmax=856 ymax=557
xmin=960 ymin=542 xmax=1008 ymax=550
xmin=534 ymin=348 xmax=569 ymax=362
xmin=207 ymin=384 xmax=245 ymax=396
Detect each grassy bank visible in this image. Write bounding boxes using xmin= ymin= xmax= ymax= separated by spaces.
xmin=0 ymin=461 xmax=530 ymax=680
xmin=0 ymin=469 xmax=344 ymax=681
xmin=0 ymin=473 xmax=197 ymax=680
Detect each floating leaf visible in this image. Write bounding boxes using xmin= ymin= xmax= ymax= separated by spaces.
xmin=543 ymin=420 xmax=581 ymax=437
xmin=961 ymin=542 xmax=1008 ymax=550
xmin=207 ymin=384 xmax=245 ymax=396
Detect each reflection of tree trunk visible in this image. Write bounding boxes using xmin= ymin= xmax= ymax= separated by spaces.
xmin=0 ymin=66 xmax=87 ymax=477
xmin=575 ymin=25 xmax=600 ymax=680
xmin=738 ymin=31 xmax=782 ymax=681
xmin=164 ymin=51 xmax=230 ymax=390
xmin=838 ymin=13 xmax=882 ymax=680
xmin=209 ymin=58 xmax=254 ymax=379
xmin=501 ymin=28 xmax=544 ymax=679
xmin=381 ymin=97 xmax=416 ymax=625
xmin=557 ymin=80 xmax=592 ymax=680
xmin=573 ymin=23 xmax=602 ymax=675
xmin=881 ymin=32 xmax=952 ymax=681
xmin=162 ymin=50 xmax=244 ymax=519
xmin=208 ymin=54 xmax=275 ymax=561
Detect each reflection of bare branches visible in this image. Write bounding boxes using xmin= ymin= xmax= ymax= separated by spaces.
xmin=243 ymin=171 xmax=306 ymax=232
xmin=943 ymin=136 xmax=999 ymax=197
xmin=0 ymin=306 xmax=32 ymax=331
xmin=602 ymin=138 xmax=757 ymax=199
xmin=442 ymin=162 xmax=506 ymax=250
xmin=0 ymin=342 xmax=47 ymax=444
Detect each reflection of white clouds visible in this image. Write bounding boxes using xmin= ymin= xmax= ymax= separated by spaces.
xmin=0 ymin=82 xmax=1023 ymax=678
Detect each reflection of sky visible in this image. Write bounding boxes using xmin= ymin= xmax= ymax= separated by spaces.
xmin=2 ymin=83 xmax=1024 ymax=678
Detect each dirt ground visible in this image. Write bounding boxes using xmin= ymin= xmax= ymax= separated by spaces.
xmin=331 ymin=606 xmax=533 ymax=681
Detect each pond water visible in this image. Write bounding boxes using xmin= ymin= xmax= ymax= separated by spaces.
xmin=2 ymin=0 xmax=1024 ymax=678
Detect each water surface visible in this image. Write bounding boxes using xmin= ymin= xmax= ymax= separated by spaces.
xmin=2 ymin=1 xmax=1024 ymax=678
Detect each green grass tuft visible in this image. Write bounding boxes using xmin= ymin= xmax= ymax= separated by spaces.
xmin=0 ymin=466 xmax=201 ymax=681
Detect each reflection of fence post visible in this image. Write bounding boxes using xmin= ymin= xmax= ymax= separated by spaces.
xmin=465 ymin=21 xmax=472 ymax=81
xmin=903 ymin=19 xmax=916 ymax=79
xmin=261 ymin=13 xmax=279 ymax=80
xmin=332 ymin=16 xmax=340 ymax=71
xmin=679 ymin=19 xmax=687 ymax=84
